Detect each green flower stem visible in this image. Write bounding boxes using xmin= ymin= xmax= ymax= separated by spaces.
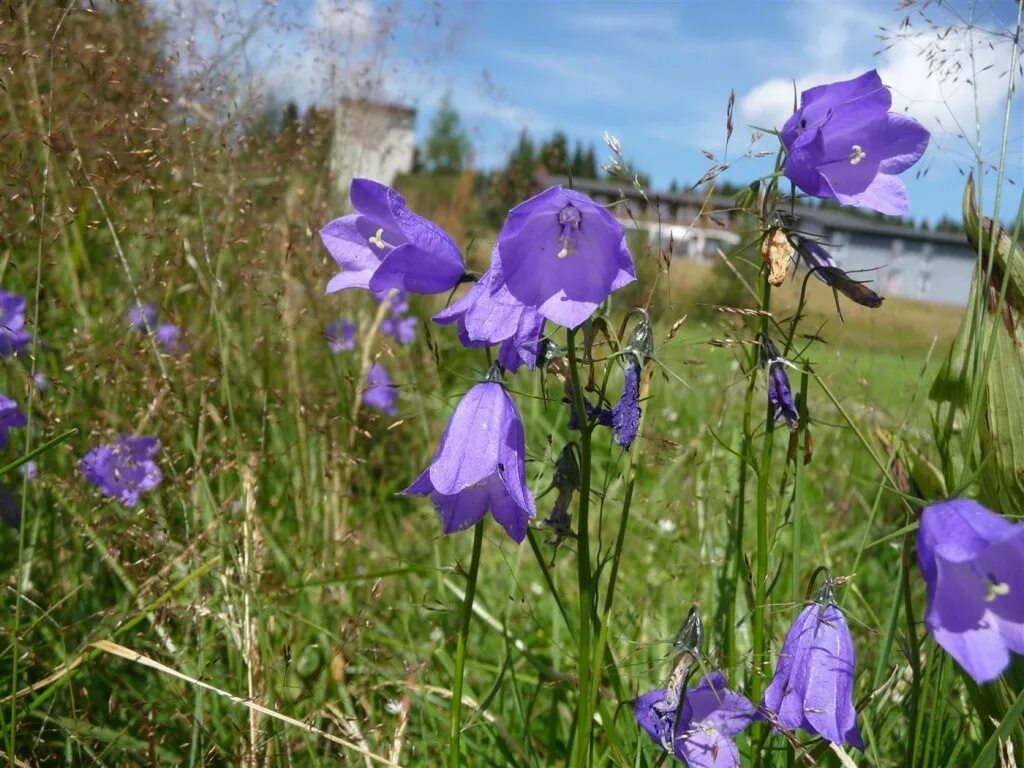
xmin=750 ymin=275 xmax=774 ymax=768
xmin=790 ymin=371 xmax=809 ymax=615
xmin=588 ymin=367 xmax=649 ymax=721
xmin=566 ymin=327 xmax=594 ymax=768
xmin=449 ymin=520 xmax=485 ymax=768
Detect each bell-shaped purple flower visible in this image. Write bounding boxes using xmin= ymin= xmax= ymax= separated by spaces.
xmin=761 ymin=595 xmax=864 ymax=750
xmin=917 ymin=498 xmax=1024 ymax=683
xmin=128 ymin=302 xmax=159 ymax=331
xmin=768 ymin=364 xmax=799 ymax=428
xmin=611 ymin=356 xmax=641 ymax=449
xmin=364 ymin=362 xmax=398 ymax=415
xmin=80 ymin=435 xmax=162 ymax=507
xmin=494 ymin=186 xmax=636 ymax=329
xmin=403 ymin=379 xmax=535 ymax=542
xmin=321 ymin=179 xmax=466 ymax=296
xmin=381 ymin=315 xmax=417 ymax=345
xmin=434 ymin=248 xmax=546 ymax=373
xmin=325 ymin=319 xmax=357 ymax=352
xmin=155 ymin=323 xmax=186 ymax=354
xmin=760 ymin=335 xmax=799 ymax=428
xmin=0 ymin=394 xmax=28 ymax=450
xmin=0 ymin=291 xmax=32 ymax=357
xmin=635 ymin=673 xmax=755 ymax=767
xmin=781 ymin=70 xmax=929 ymax=216
xmin=796 ymin=236 xmax=883 ymax=308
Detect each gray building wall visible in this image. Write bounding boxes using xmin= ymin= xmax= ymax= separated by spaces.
xmin=800 ymin=213 xmax=975 ymax=306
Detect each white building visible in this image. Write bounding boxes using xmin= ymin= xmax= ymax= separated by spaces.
xmin=330 ymin=98 xmax=416 ymax=205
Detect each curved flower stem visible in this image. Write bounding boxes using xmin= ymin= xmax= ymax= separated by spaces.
xmin=566 ymin=327 xmax=594 ymax=768
xmin=449 ymin=520 xmax=485 ymax=768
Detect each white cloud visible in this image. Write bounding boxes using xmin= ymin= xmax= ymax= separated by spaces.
xmin=313 ymin=0 xmax=375 ymax=43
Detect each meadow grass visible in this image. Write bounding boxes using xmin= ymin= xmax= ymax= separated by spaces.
xmin=2 ymin=3 xmax=1021 ymax=766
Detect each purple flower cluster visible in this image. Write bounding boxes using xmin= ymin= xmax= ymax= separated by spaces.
xmin=319 ymin=178 xmax=636 ymax=541
xmin=129 ymin=303 xmax=186 ymax=355
xmin=0 ymin=393 xmax=27 ymax=450
xmin=325 ymin=319 xmax=357 ymax=352
xmin=0 ymin=291 xmax=32 ymax=357
xmin=79 ymin=435 xmax=162 ymax=507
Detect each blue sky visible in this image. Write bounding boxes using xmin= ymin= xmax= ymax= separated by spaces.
xmin=177 ymin=0 xmax=1022 ymax=224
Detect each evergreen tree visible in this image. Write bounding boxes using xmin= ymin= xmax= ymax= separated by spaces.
xmin=542 ymin=131 xmax=569 ymax=176
xmin=423 ymin=90 xmax=472 ymax=174
xmin=582 ymin=145 xmax=598 ymax=179
xmin=570 ymin=140 xmax=585 ymax=177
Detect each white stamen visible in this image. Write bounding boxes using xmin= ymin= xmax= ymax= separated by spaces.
xmin=849 ymin=144 xmax=866 ymax=165
xmin=985 ymin=580 xmax=1010 ymax=602
xmin=368 ymin=227 xmax=387 ymax=249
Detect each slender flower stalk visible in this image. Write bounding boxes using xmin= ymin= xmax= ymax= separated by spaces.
xmin=449 ymin=520 xmax=484 ymax=768
xmin=565 ymin=327 xmax=595 ymax=768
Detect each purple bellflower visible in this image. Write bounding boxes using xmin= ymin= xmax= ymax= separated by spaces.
xmin=321 ymin=179 xmax=466 ymax=296
xmin=0 ymin=291 xmax=32 ymax=357
xmin=759 ymin=334 xmax=799 ymax=429
xmin=612 ymin=356 xmax=642 ymax=449
xmin=434 ymin=248 xmax=546 ymax=373
xmin=917 ymin=498 xmax=1024 ymax=683
xmin=155 ymin=324 xmax=186 ymax=354
xmin=781 ymin=70 xmax=929 ymax=216
xmin=761 ymin=579 xmax=864 ymax=751
xmin=796 ymin=236 xmax=883 ymax=308
xmin=364 ymin=362 xmax=398 ymax=415
xmin=326 ymin=319 xmax=357 ymax=352
xmin=635 ymin=673 xmax=756 ymax=767
xmin=494 ymin=186 xmax=636 ymax=329
xmin=128 ymin=302 xmax=159 ymax=331
xmin=382 ymin=315 xmax=417 ymax=345
xmin=33 ymin=372 xmax=48 ymax=392
xmin=0 ymin=394 xmax=27 ymax=450
xmin=404 ymin=374 xmax=536 ymax=543
xmin=79 ymin=435 xmax=162 ymax=507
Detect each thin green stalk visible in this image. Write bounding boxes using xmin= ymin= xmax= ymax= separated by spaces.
xmin=790 ymin=371 xmax=808 ymax=616
xmin=449 ymin=521 xmax=485 ymax=768
xmin=565 ymin=328 xmax=594 ymax=768
xmin=588 ymin=374 xmax=648 ymax=720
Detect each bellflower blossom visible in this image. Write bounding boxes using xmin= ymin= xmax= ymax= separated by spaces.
xmin=917 ymin=498 xmax=1024 ymax=683
xmin=761 ymin=580 xmax=864 ymax=750
xmin=364 ymin=362 xmax=398 ymax=415
xmin=795 ymin=236 xmax=883 ymax=308
xmin=382 ymin=315 xmax=417 ymax=345
xmin=434 ymin=248 xmax=546 ymax=372
xmin=321 ymin=179 xmax=466 ymax=296
xmin=0 ymin=394 xmax=27 ymax=450
xmin=128 ymin=303 xmax=159 ymax=331
xmin=79 ymin=435 xmax=162 ymax=507
xmin=155 ymin=324 xmax=186 ymax=354
xmin=612 ymin=357 xmax=642 ymax=449
xmin=404 ymin=375 xmax=536 ymax=542
xmin=326 ymin=319 xmax=357 ymax=352
xmin=635 ymin=673 xmax=756 ymax=767
xmin=0 ymin=291 xmax=32 ymax=357
xmin=781 ymin=70 xmax=929 ymax=215
xmin=494 ymin=186 xmax=636 ymax=329
xmin=759 ymin=334 xmax=799 ymax=428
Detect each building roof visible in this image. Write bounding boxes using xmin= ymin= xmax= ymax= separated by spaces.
xmin=538 ymin=173 xmax=969 ymax=248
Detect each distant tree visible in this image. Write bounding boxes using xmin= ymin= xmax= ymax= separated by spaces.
xmin=582 ymin=145 xmax=598 ymax=179
xmin=423 ymin=90 xmax=472 ymax=174
xmin=570 ymin=140 xmax=586 ymax=178
xmin=485 ymin=129 xmax=537 ymax=226
xmin=541 ymin=131 xmax=570 ymax=176
xmin=668 ymin=179 xmax=680 ymax=193
xmin=281 ymin=100 xmax=300 ymax=132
